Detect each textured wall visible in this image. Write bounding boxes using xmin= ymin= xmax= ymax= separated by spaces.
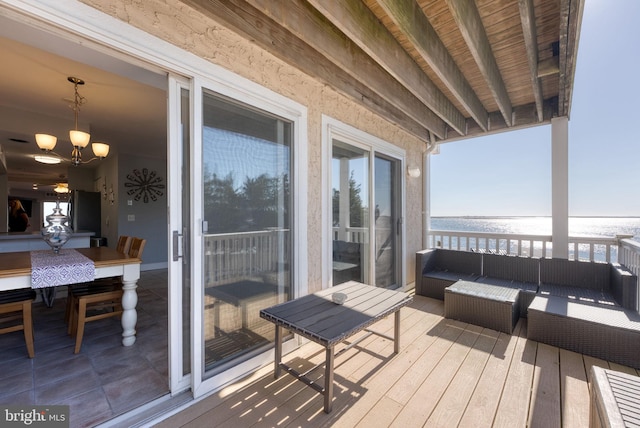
xmin=80 ymin=0 xmax=424 ymax=290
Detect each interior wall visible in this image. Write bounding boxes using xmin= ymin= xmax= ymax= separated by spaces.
xmin=96 ymin=154 xmax=119 ymax=248
xmin=117 ymin=153 xmax=167 ymax=269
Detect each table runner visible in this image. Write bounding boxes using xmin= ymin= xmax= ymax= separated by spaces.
xmin=30 ymin=249 xmax=95 ymax=289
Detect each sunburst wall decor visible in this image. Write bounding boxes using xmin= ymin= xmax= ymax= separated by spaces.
xmin=124 ymin=168 xmax=165 ymax=203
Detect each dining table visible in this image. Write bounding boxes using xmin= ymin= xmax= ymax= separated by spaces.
xmin=0 ymin=246 xmax=142 ymax=347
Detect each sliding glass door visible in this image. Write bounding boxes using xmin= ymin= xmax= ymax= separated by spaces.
xmin=199 ymin=90 xmax=292 ymax=376
xmin=331 ymin=137 xmax=402 ymax=289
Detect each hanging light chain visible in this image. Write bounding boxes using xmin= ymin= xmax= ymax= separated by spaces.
xmin=68 ymin=77 xmax=86 ymax=132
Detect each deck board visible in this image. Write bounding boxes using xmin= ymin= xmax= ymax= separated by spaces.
xmin=529 ymin=343 xmax=562 ymax=428
xmin=559 ymin=348 xmax=590 ymax=428
xmin=154 ymin=295 xmax=640 ymax=428
xmin=457 ymin=322 xmax=521 ymax=427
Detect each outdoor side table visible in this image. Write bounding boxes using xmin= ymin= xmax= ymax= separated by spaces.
xmin=590 ymin=366 xmax=640 ymax=428
xmin=260 ymin=281 xmax=413 ymax=413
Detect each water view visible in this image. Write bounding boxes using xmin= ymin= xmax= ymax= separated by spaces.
xmin=429 ymin=217 xmax=640 ymax=262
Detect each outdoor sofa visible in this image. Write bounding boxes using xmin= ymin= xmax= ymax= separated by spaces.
xmin=415 ymin=248 xmax=640 ymax=368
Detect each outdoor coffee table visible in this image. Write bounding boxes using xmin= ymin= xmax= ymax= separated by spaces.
xmin=259 ymin=281 xmax=412 ymax=413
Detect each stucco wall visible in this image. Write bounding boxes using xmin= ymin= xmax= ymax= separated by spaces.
xmin=81 ymin=0 xmax=424 ymax=290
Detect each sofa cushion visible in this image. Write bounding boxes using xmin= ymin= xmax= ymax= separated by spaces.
xmin=482 ymin=253 xmax=539 ymax=284
xmin=539 ymin=258 xmax=610 ymax=291
xmin=538 ymin=283 xmax=618 ymax=307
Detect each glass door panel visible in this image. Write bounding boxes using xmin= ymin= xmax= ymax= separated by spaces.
xmin=180 ymin=87 xmax=191 ymax=376
xmin=201 ymin=91 xmax=292 ymax=374
xmin=331 ymin=141 xmax=370 ymax=285
xmin=374 ymin=155 xmax=400 ymax=289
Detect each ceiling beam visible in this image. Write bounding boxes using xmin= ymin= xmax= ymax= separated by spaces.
xmin=558 ymin=0 xmax=585 ymax=117
xmin=448 ymin=97 xmax=558 ymax=144
xmin=306 ymin=0 xmax=466 ymax=136
xmin=240 ymin=0 xmax=447 ymax=138
xmin=446 ymin=0 xmax=513 ymax=127
xmin=518 ymin=0 xmax=544 ymax=122
xmin=180 ymin=0 xmax=438 ymax=141
xmin=376 ymin=0 xmax=489 ymax=132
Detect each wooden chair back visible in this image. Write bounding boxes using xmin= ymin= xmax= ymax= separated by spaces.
xmin=128 ymin=237 xmax=146 ymax=259
xmin=116 ymin=235 xmax=132 ymax=254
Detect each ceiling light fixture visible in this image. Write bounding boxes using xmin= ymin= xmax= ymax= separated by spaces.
xmin=35 ymin=76 xmax=110 ymax=166
xmin=34 ymin=155 xmax=62 ymax=165
xmin=53 ymin=183 xmax=70 ymax=193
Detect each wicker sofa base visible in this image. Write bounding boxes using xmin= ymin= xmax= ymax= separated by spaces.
xmin=528 ymin=295 xmax=640 ymax=369
xmin=444 ymin=280 xmax=520 ymax=334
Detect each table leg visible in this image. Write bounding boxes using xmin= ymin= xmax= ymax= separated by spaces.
xmin=394 ymin=310 xmax=401 ymax=354
xmin=274 ymin=325 xmax=282 ymax=379
xmin=121 ymin=264 xmax=140 ymax=346
xmin=324 ymin=346 xmax=335 ymax=413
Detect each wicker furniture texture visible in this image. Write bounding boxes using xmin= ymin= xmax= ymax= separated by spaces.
xmin=540 ymin=258 xmax=638 ymax=311
xmin=476 ymin=253 xmax=540 ymax=317
xmin=528 ymin=295 xmax=640 ymax=368
xmin=415 ymin=248 xmax=482 ymax=300
xmin=589 ymin=366 xmax=640 ymax=428
xmin=417 ymin=249 xmax=640 ymax=365
xmin=444 ymin=280 xmax=520 ymax=334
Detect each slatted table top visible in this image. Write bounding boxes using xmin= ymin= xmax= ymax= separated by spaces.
xmin=591 ymin=367 xmax=640 ymax=427
xmin=260 ymin=281 xmax=413 ymax=348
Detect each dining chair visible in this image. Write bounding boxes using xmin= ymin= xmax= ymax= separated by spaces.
xmin=69 ymin=237 xmax=146 ymax=353
xmin=64 ymin=235 xmax=132 ymax=324
xmin=116 ymin=235 xmax=133 ymax=254
xmin=0 ymin=289 xmax=37 ymax=358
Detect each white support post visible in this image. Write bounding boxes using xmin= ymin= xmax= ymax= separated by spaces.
xmin=551 ymin=117 xmax=569 ymax=259
xmin=423 ymin=151 xmax=431 ymax=249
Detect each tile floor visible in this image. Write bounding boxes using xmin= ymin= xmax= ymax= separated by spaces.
xmin=0 ymin=269 xmax=169 ymax=428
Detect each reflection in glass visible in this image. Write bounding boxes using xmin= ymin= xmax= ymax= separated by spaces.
xmin=331 ymin=141 xmax=369 ymax=285
xmin=201 ymin=92 xmax=292 ymax=373
xmin=374 ymin=156 xmax=398 ymax=288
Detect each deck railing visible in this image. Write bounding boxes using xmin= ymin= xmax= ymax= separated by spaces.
xmin=204 ymin=229 xmax=289 ymax=285
xmin=426 ymin=230 xmax=635 ymax=264
xmin=619 ymin=238 xmax=640 ymax=280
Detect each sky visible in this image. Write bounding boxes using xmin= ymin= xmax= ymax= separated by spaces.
xmin=430 ymin=0 xmax=640 ymax=217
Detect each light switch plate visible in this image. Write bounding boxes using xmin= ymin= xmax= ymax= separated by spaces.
xmin=128 ymin=214 xmax=135 ymax=221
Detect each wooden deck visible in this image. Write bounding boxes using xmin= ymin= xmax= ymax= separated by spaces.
xmin=155 ymin=295 xmax=640 ymax=428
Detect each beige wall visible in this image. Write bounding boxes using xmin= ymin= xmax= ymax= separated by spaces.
xmin=81 ymin=0 xmax=425 ymax=290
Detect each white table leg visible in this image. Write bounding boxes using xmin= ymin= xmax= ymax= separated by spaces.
xmin=121 ymin=264 xmax=140 ymax=346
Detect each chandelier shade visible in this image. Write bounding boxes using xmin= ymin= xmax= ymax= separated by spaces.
xmin=35 ymin=76 xmax=109 ymax=166
xmin=35 ymin=134 xmax=57 ymax=151
xmin=70 ymin=130 xmax=91 ymax=148
xmin=91 ymin=142 xmax=110 ymax=158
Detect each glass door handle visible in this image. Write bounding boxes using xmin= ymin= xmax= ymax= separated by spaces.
xmin=172 ymin=230 xmax=183 ymax=261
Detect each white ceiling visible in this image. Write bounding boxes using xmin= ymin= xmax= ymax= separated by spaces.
xmin=0 ymin=14 xmax=167 ymax=193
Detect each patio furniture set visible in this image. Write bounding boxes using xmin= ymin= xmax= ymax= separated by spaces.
xmin=416 ymin=248 xmax=640 ymax=369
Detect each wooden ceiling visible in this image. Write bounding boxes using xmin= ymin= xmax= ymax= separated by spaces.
xmin=181 ymin=0 xmax=584 ymax=146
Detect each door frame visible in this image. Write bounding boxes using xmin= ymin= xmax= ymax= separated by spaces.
xmin=2 ymin=0 xmax=309 ymax=404
xmin=322 ymin=115 xmax=407 ymax=289
xmin=189 ymin=75 xmax=308 ymax=397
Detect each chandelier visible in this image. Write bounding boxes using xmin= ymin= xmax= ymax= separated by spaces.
xmin=35 ymin=76 xmax=110 ymax=166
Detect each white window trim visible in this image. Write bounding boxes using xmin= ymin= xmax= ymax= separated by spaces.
xmin=321 ymin=115 xmax=407 ymax=289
